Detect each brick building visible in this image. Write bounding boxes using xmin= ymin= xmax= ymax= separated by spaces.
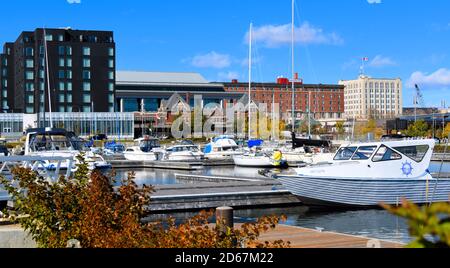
xmin=222 ymin=77 xmax=345 ymax=125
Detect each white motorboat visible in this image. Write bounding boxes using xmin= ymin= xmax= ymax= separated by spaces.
xmin=276 ymin=139 xmax=450 ymax=207
xmin=25 ymin=128 xmax=81 ymax=171
xmin=233 ymin=150 xmax=287 ymax=168
xmin=162 ymin=144 xmax=204 ymax=162
xmin=84 ymin=152 xmax=112 ymax=171
xmin=203 ymin=136 xmax=244 ymax=160
xmin=123 ymin=137 xmax=163 ymax=161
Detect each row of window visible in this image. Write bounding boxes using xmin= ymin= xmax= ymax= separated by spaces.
xmin=25 ymin=46 xmax=114 ymax=58
xmin=25 ymin=70 xmax=115 ymax=80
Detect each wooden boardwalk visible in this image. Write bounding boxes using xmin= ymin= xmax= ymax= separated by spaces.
xmin=254 ymin=224 xmax=404 ymax=248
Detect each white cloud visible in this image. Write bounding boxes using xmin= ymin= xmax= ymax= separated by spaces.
xmin=218 ymin=71 xmax=240 ymax=81
xmin=367 ymin=0 xmax=382 ymax=4
xmin=245 ymin=22 xmax=343 ymax=48
xmin=67 ymin=0 xmax=81 ymax=4
xmin=190 ymin=51 xmax=231 ymax=69
xmin=368 ymin=55 xmax=397 ymax=67
xmin=407 ymin=68 xmax=450 ymax=88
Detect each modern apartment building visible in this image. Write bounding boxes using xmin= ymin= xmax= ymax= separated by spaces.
xmin=0 ymin=28 xmax=116 ymax=114
xmin=339 ymin=75 xmax=402 ymax=120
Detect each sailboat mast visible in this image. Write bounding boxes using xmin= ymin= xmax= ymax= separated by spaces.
xmin=248 ymin=22 xmax=253 ymax=140
xmin=43 ymin=28 xmax=54 ymax=128
xmin=291 ymin=0 xmax=295 ymax=133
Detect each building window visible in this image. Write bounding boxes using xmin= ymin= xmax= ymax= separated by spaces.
xmin=108 ymin=83 xmax=114 ymax=92
xmin=2 ymin=90 xmax=7 ymax=98
xmin=83 ymin=70 xmax=91 ymax=80
xmin=58 ymin=35 xmax=64 ymax=42
xmin=83 ymin=58 xmax=91 ymax=68
xmin=39 ymin=69 xmax=45 ymax=79
xmin=25 ymin=71 xmax=34 ymax=80
xmin=83 ymin=94 xmax=91 ymax=103
xmin=67 ymin=106 xmax=73 ymax=112
xmin=59 ymin=106 xmax=65 ymax=113
xmin=67 ymin=82 xmax=72 ymax=91
xmin=45 ymin=34 xmax=53 ymax=41
xmin=108 ymin=71 xmax=114 ymax=80
xmin=66 ymin=58 xmax=72 ymax=67
xmin=67 ymin=94 xmax=72 ymax=103
xmin=40 ymin=58 xmax=45 ymax=67
xmin=59 ymin=81 xmax=65 ymax=91
xmin=67 ymin=46 xmax=72 ymax=56
xmin=25 ymin=47 xmax=34 ymax=56
xmin=2 ymin=79 xmax=7 ymax=88
xmin=108 ymin=94 xmax=114 ymax=103
xmin=40 ymin=82 xmax=45 ymax=91
xmin=108 ymin=47 xmax=114 ymax=56
xmin=58 ymin=70 xmax=65 ymax=79
xmin=108 ymin=59 xmax=114 ymax=68
xmin=83 ymin=47 xmax=91 ymax=56
xmin=58 ymin=46 xmax=65 ymax=55
xmin=83 ymin=106 xmax=91 ymax=112
xmin=59 ymin=94 xmax=65 ymax=103
xmin=26 ymin=106 xmax=34 ymax=113
xmin=59 ymin=58 xmax=65 ymax=67
xmin=67 ymin=70 xmax=72 ymax=79
xmin=27 ymin=95 xmax=34 ymax=104
xmin=83 ymin=82 xmax=91 ymax=91
xmin=26 ymin=59 xmax=34 ymax=68
xmin=26 ymin=83 xmax=34 ymax=92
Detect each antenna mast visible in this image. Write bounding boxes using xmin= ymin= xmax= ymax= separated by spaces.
xmin=43 ymin=28 xmax=54 ymax=128
xmin=291 ymin=0 xmax=295 ymax=133
xmin=248 ymin=22 xmax=253 ymax=140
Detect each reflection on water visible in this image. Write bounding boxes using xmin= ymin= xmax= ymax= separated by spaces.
xmin=145 ymin=206 xmax=410 ymax=244
xmin=120 ymin=162 xmax=450 ymax=244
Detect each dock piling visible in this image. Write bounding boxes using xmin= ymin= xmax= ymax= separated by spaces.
xmin=216 ymin=206 xmax=234 ymax=235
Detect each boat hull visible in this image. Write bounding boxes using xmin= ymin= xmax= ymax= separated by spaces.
xmin=124 ymin=152 xmax=158 ymax=161
xmin=276 ymin=175 xmax=450 ymax=207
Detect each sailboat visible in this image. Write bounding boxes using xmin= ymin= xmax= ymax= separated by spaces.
xmin=232 ymin=23 xmax=287 ymax=168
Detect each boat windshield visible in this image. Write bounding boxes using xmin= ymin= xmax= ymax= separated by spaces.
xmin=30 ymin=134 xmax=74 ymax=152
xmin=351 ymin=146 xmax=377 ymax=160
xmin=139 ymin=139 xmax=160 ymax=152
xmin=334 ymin=147 xmax=357 ymax=161
xmin=393 ymin=145 xmax=429 ymax=163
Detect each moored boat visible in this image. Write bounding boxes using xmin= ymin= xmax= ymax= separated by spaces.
xmin=162 ymin=144 xmax=204 ymax=162
xmin=276 ymin=139 xmax=450 ymax=207
xmin=203 ymin=135 xmax=244 ymax=160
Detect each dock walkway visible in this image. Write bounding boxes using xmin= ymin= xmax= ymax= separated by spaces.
xmin=255 ymin=224 xmax=404 ymax=248
xmin=0 ymin=223 xmax=404 ymax=248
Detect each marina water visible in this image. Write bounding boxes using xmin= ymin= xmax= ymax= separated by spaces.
xmin=115 ymin=162 xmax=450 ymax=244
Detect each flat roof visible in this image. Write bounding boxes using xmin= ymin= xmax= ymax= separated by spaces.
xmin=116 ymin=71 xmax=222 ymax=87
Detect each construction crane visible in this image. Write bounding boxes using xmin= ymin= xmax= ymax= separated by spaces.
xmin=414 ymin=84 xmax=425 ymax=122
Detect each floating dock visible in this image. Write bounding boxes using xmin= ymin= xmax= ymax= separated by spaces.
xmin=254 ymin=224 xmax=404 ymax=248
xmin=432 ymin=153 xmax=450 ymax=162
xmin=109 ymin=160 xmax=204 ymax=171
xmin=147 ymin=175 xmax=301 ymax=212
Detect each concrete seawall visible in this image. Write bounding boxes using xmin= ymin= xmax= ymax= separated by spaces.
xmin=0 ymin=225 xmax=36 ymax=248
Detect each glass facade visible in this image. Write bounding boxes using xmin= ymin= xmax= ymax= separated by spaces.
xmin=37 ymin=113 xmax=134 ymax=139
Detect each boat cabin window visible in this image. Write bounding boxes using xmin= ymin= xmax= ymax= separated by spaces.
xmin=372 ymin=145 xmax=402 ymax=162
xmin=393 ymin=145 xmax=429 ymax=163
xmin=334 ymin=147 xmax=357 ymax=161
xmin=351 ymin=146 xmax=377 ymax=160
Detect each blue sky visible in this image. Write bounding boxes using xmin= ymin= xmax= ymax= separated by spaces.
xmin=0 ymin=0 xmax=449 ymax=107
